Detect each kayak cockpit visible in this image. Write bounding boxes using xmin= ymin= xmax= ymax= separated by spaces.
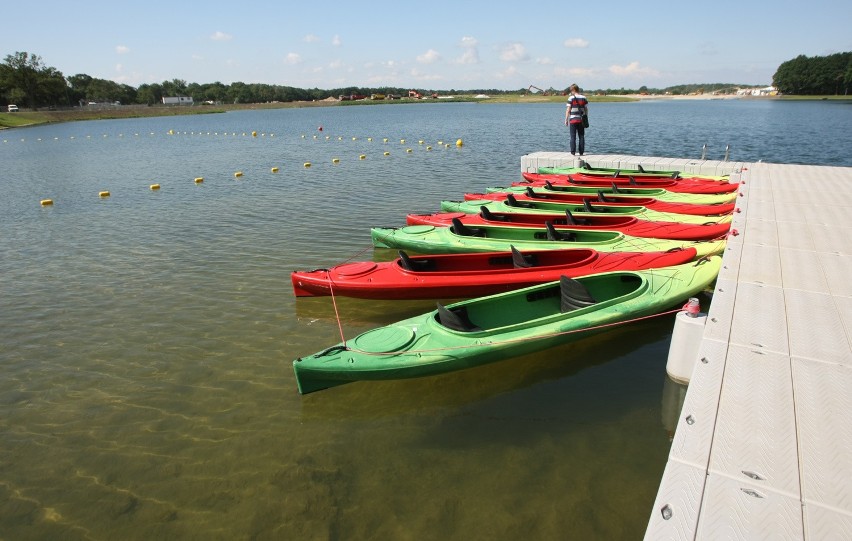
xmin=434 ymin=273 xmax=645 ymax=333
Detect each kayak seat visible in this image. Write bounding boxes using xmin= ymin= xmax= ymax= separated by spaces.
xmin=560 ymin=276 xmax=597 ymax=312
xmin=511 ymin=245 xmax=536 ymax=268
xmin=610 ymin=182 xmax=621 ymax=193
xmin=628 ymin=176 xmax=638 ymax=185
xmin=564 ymin=209 xmax=590 ymax=226
xmin=583 ymin=200 xmax=606 ymax=213
xmin=545 ymin=222 xmax=577 ymax=242
xmin=506 ymin=194 xmax=534 ymax=208
xmin=451 ymin=217 xmax=486 ymax=237
xmin=436 ymin=303 xmax=482 ymax=332
xmin=398 ymin=250 xmax=434 ymax=272
xmin=525 ymin=187 xmax=545 ymax=199
xmin=480 ymin=206 xmax=510 ymax=222
xmin=597 ymin=191 xmax=617 ymax=203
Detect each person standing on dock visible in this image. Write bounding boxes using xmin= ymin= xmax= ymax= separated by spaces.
xmin=565 ymin=84 xmax=589 ymax=156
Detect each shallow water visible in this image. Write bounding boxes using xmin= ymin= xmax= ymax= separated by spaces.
xmin=1 ymin=100 xmax=850 ymax=539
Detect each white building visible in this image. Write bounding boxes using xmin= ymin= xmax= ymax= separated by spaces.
xmin=162 ymin=96 xmax=194 ymax=106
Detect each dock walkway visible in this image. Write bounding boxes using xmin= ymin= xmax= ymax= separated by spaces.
xmin=521 ymin=153 xmax=852 ymax=540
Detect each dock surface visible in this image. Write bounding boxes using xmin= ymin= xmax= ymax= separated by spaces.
xmin=521 ymin=153 xmax=852 ymax=540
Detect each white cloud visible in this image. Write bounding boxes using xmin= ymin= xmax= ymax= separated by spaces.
xmin=210 ymin=31 xmax=233 ymax=42
xmin=417 ymin=49 xmax=441 ymax=64
xmin=564 ymin=38 xmax=589 ymax=49
xmin=496 ymin=65 xmax=519 ymax=79
xmin=115 ymin=63 xmax=123 ymax=72
xmin=284 ymin=53 xmax=302 ymax=65
xmin=555 ymin=66 xmax=596 ymax=78
xmin=304 ymin=34 xmax=320 ymax=43
xmin=456 ymin=36 xmax=479 ymax=64
xmin=499 ymin=43 xmax=528 ymax=62
xmin=536 ymin=57 xmax=554 ymax=65
xmin=115 ymin=45 xmax=130 ymax=54
xmin=328 ymin=59 xmax=344 ymax=69
xmin=609 ymin=61 xmax=659 ymax=77
xmin=409 ymin=68 xmax=443 ymax=81
xmin=332 ymin=35 xmax=342 ymax=46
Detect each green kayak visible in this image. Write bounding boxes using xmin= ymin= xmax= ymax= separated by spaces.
xmin=485 ymin=184 xmax=737 ymax=205
xmin=541 ymin=164 xmax=731 ymax=181
xmin=293 ymin=256 xmax=722 ymax=394
xmin=441 ymin=199 xmax=734 ymax=225
xmin=370 ymin=222 xmax=726 ymax=259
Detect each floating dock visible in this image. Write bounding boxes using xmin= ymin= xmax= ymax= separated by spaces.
xmin=521 ymin=152 xmax=852 ymax=540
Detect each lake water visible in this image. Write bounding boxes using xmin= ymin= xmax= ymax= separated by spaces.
xmin=2 ymin=99 xmax=850 ymax=540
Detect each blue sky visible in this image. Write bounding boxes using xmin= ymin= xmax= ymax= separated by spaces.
xmin=4 ymin=1 xmax=850 ymax=91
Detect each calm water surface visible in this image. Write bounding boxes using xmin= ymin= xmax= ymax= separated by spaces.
xmin=1 ymin=100 xmax=850 ymax=540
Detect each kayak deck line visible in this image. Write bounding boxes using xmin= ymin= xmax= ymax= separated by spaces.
xmin=327 ymin=305 xmax=687 ymax=357
xmin=519 ymin=153 xmax=852 ymax=540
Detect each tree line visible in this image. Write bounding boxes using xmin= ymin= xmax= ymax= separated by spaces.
xmin=2 ymin=50 xmax=849 ymax=110
xmin=773 ymin=52 xmax=851 ymax=95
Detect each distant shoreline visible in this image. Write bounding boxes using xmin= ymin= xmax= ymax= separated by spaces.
xmin=1 ymin=94 xmax=841 ymax=130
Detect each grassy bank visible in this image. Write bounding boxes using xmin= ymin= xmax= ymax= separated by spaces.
xmin=0 ymin=94 xmax=636 ymax=129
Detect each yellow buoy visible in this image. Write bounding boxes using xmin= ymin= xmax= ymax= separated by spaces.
xmin=383 ymin=138 xmax=388 ymax=143
xmin=367 ymin=137 xmax=372 ymax=142
xmin=40 ymin=199 xmax=54 ymax=206
xmin=271 ymin=167 xmax=279 ymax=173
xmin=456 ymin=139 xmax=463 ymax=147
xmin=383 ymin=151 xmax=390 ymax=156
xmin=234 ymin=171 xmax=243 ymax=178
xmin=304 ymin=162 xmax=312 ymax=168
xmin=150 ymin=184 xmax=160 ymax=190
xmin=332 ymin=158 xmax=340 ymax=164
xmin=359 ymin=155 xmax=366 ymax=160
xmin=400 ymin=139 xmax=405 ymax=144
xmin=419 ymin=140 xmax=424 ymax=145
xmin=251 ymin=131 xmax=257 ymax=137
xmin=352 ymin=137 xmax=357 ymax=141
xmin=99 ymin=191 xmax=110 ymax=197
xmin=406 ymin=148 xmax=413 ymax=153
xmin=426 ymin=146 xmax=432 ymax=151
xmin=194 ymin=177 xmax=204 ymax=183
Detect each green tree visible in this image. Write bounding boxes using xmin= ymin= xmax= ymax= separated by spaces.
xmin=0 ymin=51 xmax=67 ymax=108
xmin=136 ymin=83 xmax=163 ymax=105
xmin=774 ymin=52 xmax=852 ymax=94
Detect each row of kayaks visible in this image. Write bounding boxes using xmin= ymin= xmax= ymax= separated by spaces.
xmin=291 ymin=163 xmax=732 ymax=394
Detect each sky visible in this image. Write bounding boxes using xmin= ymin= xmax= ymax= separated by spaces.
xmin=3 ymin=0 xmax=851 ymax=91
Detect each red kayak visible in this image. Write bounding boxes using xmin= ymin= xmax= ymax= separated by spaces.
xmin=406 ymin=207 xmax=730 ymax=241
xmin=291 ymin=246 xmax=698 ymax=300
xmin=521 ymin=172 xmax=739 ymax=194
xmin=465 ymin=188 xmax=735 ymax=216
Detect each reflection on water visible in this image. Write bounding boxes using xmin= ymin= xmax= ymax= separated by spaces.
xmin=3 ymin=102 xmax=848 ymax=539
xmin=661 ymin=376 xmax=689 ymax=441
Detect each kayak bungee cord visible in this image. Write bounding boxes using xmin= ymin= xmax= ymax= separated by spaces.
xmin=339 ymin=306 xmax=688 ymax=357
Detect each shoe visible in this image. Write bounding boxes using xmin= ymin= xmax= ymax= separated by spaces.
xmin=571 ymin=152 xmax=576 ymax=155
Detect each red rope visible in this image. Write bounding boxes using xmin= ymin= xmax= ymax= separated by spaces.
xmin=325 ymin=270 xmax=347 ymax=347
